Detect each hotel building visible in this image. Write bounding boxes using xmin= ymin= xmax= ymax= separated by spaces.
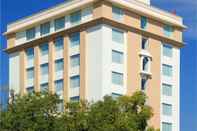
xmin=4 ymin=0 xmax=185 ymax=130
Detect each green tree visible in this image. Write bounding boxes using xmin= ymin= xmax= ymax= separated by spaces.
xmin=0 ymin=91 xmax=159 ymax=131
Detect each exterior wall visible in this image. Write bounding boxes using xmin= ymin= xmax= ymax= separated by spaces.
xmin=136 ymin=0 xmax=150 ymax=5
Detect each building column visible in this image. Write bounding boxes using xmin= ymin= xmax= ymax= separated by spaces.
xmin=49 ymin=40 xmax=55 ymax=94
xmin=19 ymin=50 xmax=26 ymax=95
xmin=34 ymin=46 xmax=40 ymax=92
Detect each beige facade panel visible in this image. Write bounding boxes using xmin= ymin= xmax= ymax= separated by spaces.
xmin=34 ymin=46 xmax=41 ymax=92
xmin=7 ymin=33 xmax=16 ymax=48
xmin=19 ymin=50 xmax=26 ymax=95
xmin=49 ymin=40 xmax=55 ymax=94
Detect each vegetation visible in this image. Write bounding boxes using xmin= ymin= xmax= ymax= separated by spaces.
xmin=0 ymin=91 xmax=159 ymax=131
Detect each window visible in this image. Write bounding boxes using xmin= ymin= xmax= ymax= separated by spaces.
xmin=162 ymin=64 xmax=173 ymax=77
xmin=70 ymin=32 xmax=80 ymax=47
xmin=162 ymin=122 xmax=172 ymax=131
xmin=142 ymin=57 xmax=149 ymax=72
xmin=41 ymin=63 xmax=49 ymax=75
xmin=141 ymin=16 xmax=147 ymax=29
xmin=55 ymin=17 xmax=65 ymax=31
xmin=141 ymin=37 xmax=148 ymax=50
xmin=163 ymin=44 xmax=173 ymax=57
xmin=70 ymin=10 xmax=81 ymax=25
xmin=40 ymin=22 xmax=50 ymax=36
xmin=55 ymin=59 xmax=63 ymax=72
xmin=70 ymin=75 xmax=80 ymax=88
xmin=141 ymin=78 xmax=148 ymax=90
xmin=26 ymin=48 xmax=34 ymax=60
xmin=27 ymin=86 xmax=34 ymax=94
xmin=26 ymin=27 xmax=35 ymax=40
xmin=40 ymin=83 xmax=48 ymax=92
xmin=112 ymin=93 xmax=122 ymax=99
xmin=55 ymin=79 xmax=63 ymax=93
xmin=27 ymin=68 xmax=34 ymax=80
xmin=164 ymin=25 xmax=173 ymax=37
xmin=112 ymin=50 xmax=123 ymax=64
xmin=55 ymin=37 xmax=63 ymax=51
xmin=70 ymin=54 xmax=80 ymax=67
xmin=70 ymin=96 xmax=80 ymax=102
xmin=112 ymin=72 xmax=123 ymax=86
xmin=162 ymin=103 xmax=172 ymax=116
xmin=40 ymin=43 xmax=49 ymax=56
xmin=57 ymin=100 xmax=64 ymax=112
xmin=112 ymin=6 xmax=123 ymax=21
xmin=162 ymin=84 xmax=172 ymax=96
xmin=112 ymin=29 xmax=124 ymax=44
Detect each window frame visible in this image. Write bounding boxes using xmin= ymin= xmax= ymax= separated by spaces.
xmin=26 ymin=27 xmax=36 ymax=40
xmin=40 ymin=22 xmax=50 ymax=36
xmin=112 ymin=50 xmax=123 ymax=64
xmin=112 ymin=71 xmax=123 ymax=86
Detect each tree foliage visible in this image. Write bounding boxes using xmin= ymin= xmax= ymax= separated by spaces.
xmin=0 ymin=91 xmax=159 ymax=131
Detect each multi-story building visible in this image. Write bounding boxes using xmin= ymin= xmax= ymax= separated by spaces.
xmin=4 ymin=0 xmax=185 ymax=130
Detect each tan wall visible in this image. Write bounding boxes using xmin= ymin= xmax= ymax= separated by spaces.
xmin=7 ymin=33 xmax=16 ymax=48
xmin=34 ymin=46 xmax=40 ymax=92
xmin=49 ymin=40 xmax=55 ymax=94
xmin=19 ymin=50 xmax=26 ymax=95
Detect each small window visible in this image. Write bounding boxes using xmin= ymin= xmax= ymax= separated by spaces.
xmin=112 ymin=50 xmax=123 ymax=64
xmin=162 ymin=84 xmax=172 ymax=96
xmin=70 ymin=32 xmax=80 ymax=47
xmin=40 ymin=83 xmax=48 ymax=92
xmin=162 ymin=64 xmax=173 ymax=77
xmin=55 ymin=79 xmax=63 ymax=93
xmin=162 ymin=122 xmax=172 ymax=131
xmin=141 ymin=16 xmax=147 ymax=29
xmin=141 ymin=78 xmax=148 ymax=90
xmin=163 ymin=44 xmax=173 ymax=57
xmin=70 ymin=75 xmax=80 ymax=88
xmin=40 ymin=43 xmax=49 ymax=56
xmin=55 ymin=17 xmax=65 ymax=31
xmin=112 ymin=6 xmax=123 ymax=21
xmin=26 ymin=48 xmax=34 ymax=59
xmin=162 ymin=103 xmax=172 ymax=116
xmin=26 ymin=27 xmax=35 ymax=40
xmin=164 ymin=25 xmax=173 ymax=37
xmin=112 ymin=29 xmax=124 ymax=44
xmin=70 ymin=54 xmax=80 ymax=67
xmin=27 ymin=68 xmax=34 ymax=80
xmin=57 ymin=100 xmax=64 ymax=112
xmin=40 ymin=22 xmax=50 ymax=36
xmin=41 ymin=63 xmax=49 ymax=75
xmin=142 ymin=57 xmax=149 ymax=72
xmin=55 ymin=59 xmax=64 ymax=72
xmin=112 ymin=93 xmax=122 ymax=99
xmin=70 ymin=10 xmax=81 ymax=25
xmin=27 ymin=86 xmax=34 ymax=94
xmin=141 ymin=37 xmax=148 ymax=50
xmin=55 ymin=37 xmax=64 ymax=51
xmin=70 ymin=96 xmax=80 ymax=102
xmin=112 ymin=72 xmax=123 ymax=86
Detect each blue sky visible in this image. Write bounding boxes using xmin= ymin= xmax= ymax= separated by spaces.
xmin=0 ymin=0 xmax=196 ymax=130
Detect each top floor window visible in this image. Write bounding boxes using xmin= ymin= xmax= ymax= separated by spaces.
xmin=26 ymin=27 xmax=35 ymax=40
xmin=112 ymin=6 xmax=123 ymax=21
xmin=70 ymin=10 xmax=81 ymax=25
xmin=141 ymin=16 xmax=147 ymax=29
xmin=55 ymin=17 xmax=65 ymax=31
xmin=163 ymin=25 xmax=173 ymax=37
xmin=40 ymin=22 xmax=50 ymax=36
xmin=163 ymin=44 xmax=173 ymax=57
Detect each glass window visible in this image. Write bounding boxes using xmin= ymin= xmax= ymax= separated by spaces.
xmin=70 ymin=10 xmax=81 ymax=25
xmin=27 ymin=86 xmax=34 ymax=94
xmin=26 ymin=27 xmax=35 ymax=40
xmin=27 ymin=68 xmax=34 ymax=80
xmin=112 ymin=93 xmax=122 ymax=99
xmin=112 ymin=6 xmax=123 ymax=21
xmin=112 ymin=72 xmax=123 ymax=86
xmin=57 ymin=100 xmax=64 ymax=112
xmin=55 ymin=79 xmax=63 ymax=93
xmin=162 ymin=64 xmax=173 ymax=77
xmin=40 ymin=43 xmax=49 ymax=56
xmin=141 ymin=78 xmax=148 ymax=90
xmin=40 ymin=22 xmax=50 ymax=36
xmin=164 ymin=25 xmax=173 ymax=37
xmin=142 ymin=57 xmax=149 ymax=72
xmin=162 ymin=103 xmax=172 ymax=116
xmin=55 ymin=59 xmax=63 ymax=72
xmin=141 ymin=37 xmax=148 ymax=50
xmin=55 ymin=37 xmax=63 ymax=51
xmin=162 ymin=122 xmax=172 ymax=131
xmin=141 ymin=16 xmax=147 ymax=29
xmin=162 ymin=84 xmax=172 ymax=96
xmin=26 ymin=48 xmax=34 ymax=60
xmin=163 ymin=44 xmax=173 ymax=57
xmin=70 ymin=54 xmax=80 ymax=67
xmin=70 ymin=75 xmax=80 ymax=88
xmin=112 ymin=29 xmax=124 ymax=44
xmin=70 ymin=32 xmax=80 ymax=47
xmin=41 ymin=63 xmax=49 ymax=75
xmin=112 ymin=50 xmax=123 ymax=64
xmin=55 ymin=17 xmax=65 ymax=31
xmin=70 ymin=96 xmax=80 ymax=102
xmin=40 ymin=83 xmax=48 ymax=92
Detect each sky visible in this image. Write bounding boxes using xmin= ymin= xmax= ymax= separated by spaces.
xmin=0 ymin=0 xmax=196 ymax=130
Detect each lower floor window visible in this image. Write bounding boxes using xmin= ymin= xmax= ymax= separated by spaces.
xmin=40 ymin=83 xmax=48 ymax=92
xmin=27 ymin=86 xmax=34 ymax=94
xmin=162 ymin=122 xmax=172 ymax=131
xmin=111 ymin=93 xmax=122 ymax=99
xmin=70 ymin=96 xmax=80 ymax=102
xmin=112 ymin=72 xmax=123 ymax=86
